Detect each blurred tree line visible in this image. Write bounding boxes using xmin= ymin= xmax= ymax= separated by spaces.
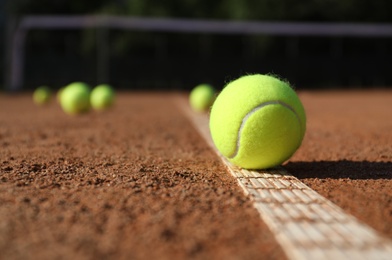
xmin=3 ymin=0 xmax=392 ymax=89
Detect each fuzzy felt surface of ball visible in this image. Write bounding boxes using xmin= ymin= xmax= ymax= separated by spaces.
xmin=209 ymin=74 xmax=306 ymax=169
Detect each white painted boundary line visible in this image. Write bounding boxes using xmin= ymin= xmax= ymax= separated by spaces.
xmin=177 ymin=96 xmax=392 ymax=260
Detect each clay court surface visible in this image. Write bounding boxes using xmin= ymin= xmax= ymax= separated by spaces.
xmin=0 ymin=90 xmax=391 ymax=259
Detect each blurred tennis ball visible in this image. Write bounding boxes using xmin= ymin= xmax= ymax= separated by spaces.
xmin=33 ymin=86 xmax=51 ymax=105
xmin=189 ymin=84 xmax=216 ymax=112
xmin=60 ymin=82 xmax=91 ymax=115
xmin=90 ymin=84 xmax=115 ymax=111
xmin=56 ymin=87 xmax=64 ymax=103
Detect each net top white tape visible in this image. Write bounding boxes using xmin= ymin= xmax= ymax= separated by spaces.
xmin=17 ymin=15 xmax=392 ymax=37
xmin=9 ymin=15 xmax=392 ymax=91
xmin=178 ymin=96 xmax=392 ymax=260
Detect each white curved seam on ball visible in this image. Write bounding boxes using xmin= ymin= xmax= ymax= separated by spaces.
xmin=228 ymin=100 xmax=302 ymax=159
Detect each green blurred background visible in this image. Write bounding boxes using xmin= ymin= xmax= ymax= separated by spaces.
xmin=2 ymin=0 xmax=392 ymax=90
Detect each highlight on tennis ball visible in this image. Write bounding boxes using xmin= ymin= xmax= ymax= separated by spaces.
xmin=90 ymin=84 xmax=115 ymax=111
xmin=209 ymin=74 xmax=306 ymax=170
xmin=60 ymin=82 xmax=91 ymax=115
xmin=33 ymin=86 xmax=52 ymax=105
xmin=189 ymin=83 xmax=216 ymax=112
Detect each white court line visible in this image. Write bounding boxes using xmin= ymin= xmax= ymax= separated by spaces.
xmin=178 ymin=96 xmax=392 ymax=260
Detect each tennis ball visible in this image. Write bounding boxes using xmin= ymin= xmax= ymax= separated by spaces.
xmin=209 ymin=74 xmax=306 ymax=169
xmin=189 ymin=84 xmax=216 ymax=112
xmin=60 ymin=82 xmax=91 ymax=115
xmin=90 ymin=84 xmax=115 ymax=111
xmin=33 ymin=86 xmax=51 ymax=105
xmin=57 ymin=87 xmax=64 ymax=103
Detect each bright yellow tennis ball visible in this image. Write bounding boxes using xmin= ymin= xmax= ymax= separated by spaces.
xmin=90 ymin=84 xmax=115 ymax=111
xmin=189 ymin=84 xmax=216 ymax=112
xmin=60 ymin=82 xmax=91 ymax=115
xmin=209 ymin=74 xmax=306 ymax=169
